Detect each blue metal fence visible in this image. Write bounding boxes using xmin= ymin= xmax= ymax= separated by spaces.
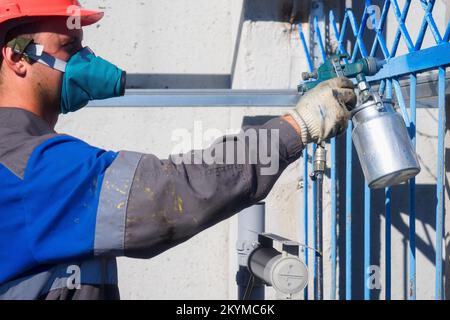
xmin=298 ymin=0 xmax=449 ymax=300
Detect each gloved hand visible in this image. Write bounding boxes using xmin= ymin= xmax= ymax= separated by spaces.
xmin=287 ymin=77 xmax=357 ymax=144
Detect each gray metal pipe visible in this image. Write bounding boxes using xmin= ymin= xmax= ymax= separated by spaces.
xmin=236 ymin=203 xmax=265 ymax=300
xmin=248 ymin=246 xmax=309 ymax=297
xmin=248 ymin=247 xmax=281 ymax=283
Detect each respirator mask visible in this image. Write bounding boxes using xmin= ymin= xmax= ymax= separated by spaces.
xmin=7 ymin=37 xmax=126 ymax=114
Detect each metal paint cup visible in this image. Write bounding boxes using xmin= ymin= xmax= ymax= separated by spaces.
xmin=352 ymin=99 xmax=421 ymax=189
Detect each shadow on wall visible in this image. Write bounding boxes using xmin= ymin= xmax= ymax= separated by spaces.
xmin=126 ymin=74 xmax=232 ymax=90
xmin=243 ymin=0 xmax=310 ymax=23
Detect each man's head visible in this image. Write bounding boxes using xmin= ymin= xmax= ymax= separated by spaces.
xmin=0 ymin=18 xmax=83 ymax=124
xmin=0 ymin=0 xmax=103 ymax=126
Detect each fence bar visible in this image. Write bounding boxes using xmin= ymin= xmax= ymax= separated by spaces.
xmin=338 ymin=11 xmax=349 ymax=45
xmin=328 ymin=9 xmax=345 ymax=298
xmin=389 ymin=0 xmax=412 ymax=57
xmin=303 ymin=148 xmax=309 ymax=301
xmin=330 ymin=12 xmax=349 ymax=63
xmin=364 ymin=184 xmax=371 ymax=300
xmin=444 ymin=22 xmax=450 ymax=42
xmin=390 ymin=0 xmax=411 ymax=53
xmin=390 ymin=0 xmax=414 ymax=52
xmin=314 ymin=17 xmax=326 ymax=63
xmin=425 ymin=13 xmax=443 ymax=44
xmin=298 ymin=26 xmax=314 ymax=72
xmin=298 ymin=25 xmax=313 ymax=301
xmin=415 ymin=0 xmax=436 ymax=50
xmin=435 ymin=67 xmax=446 ymax=300
xmin=367 ymin=43 xmax=450 ymax=83
xmin=312 ymin=144 xmax=318 ymax=299
xmin=331 ymin=138 xmax=337 ymax=300
xmin=408 ymin=74 xmax=417 ymax=300
xmin=369 ymin=0 xmax=391 ymax=58
xmin=345 ymin=122 xmax=353 ymax=300
xmin=385 ymin=80 xmax=393 ymax=300
xmin=351 ymin=5 xmax=369 ymax=61
xmin=385 ymin=187 xmax=392 ymax=300
xmin=392 ymin=79 xmax=412 ymax=124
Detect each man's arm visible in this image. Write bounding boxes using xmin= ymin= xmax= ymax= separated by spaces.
xmin=97 ymin=117 xmax=303 ymax=259
xmin=95 ymin=78 xmax=356 ymax=259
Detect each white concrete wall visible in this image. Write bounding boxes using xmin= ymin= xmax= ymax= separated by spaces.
xmin=53 ymin=0 xmax=449 ymax=299
xmin=82 ymin=0 xmax=232 ymax=76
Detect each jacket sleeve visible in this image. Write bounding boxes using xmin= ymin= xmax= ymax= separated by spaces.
xmin=116 ymin=117 xmax=304 ymax=258
xmin=23 ymin=117 xmax=303 ymax=263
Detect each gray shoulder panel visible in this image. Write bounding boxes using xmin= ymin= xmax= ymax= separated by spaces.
xmin=94 ymin=151 xmax=143 ymax=256
xmin=0 ymin=108 xmax=58 ymax=179
xmin=0 ymin=132 xmax=59 ymax=179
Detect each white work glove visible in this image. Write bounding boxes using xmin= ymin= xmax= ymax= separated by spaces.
xmin=287 ymin=77 xmax=357 ymax=145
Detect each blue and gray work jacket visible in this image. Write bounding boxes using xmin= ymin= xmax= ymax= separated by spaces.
xmin=0 ymin=107 xmax=303 ymax=300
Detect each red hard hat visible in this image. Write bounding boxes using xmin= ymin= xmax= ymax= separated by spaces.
xmin=0 ymin=0 xmax=103 ymax=46
xmin=0 ymin=0 xmax=103 ymax=25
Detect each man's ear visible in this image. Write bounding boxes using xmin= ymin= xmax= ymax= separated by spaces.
xmin=1 ymin=46 xmax=28 ymax=77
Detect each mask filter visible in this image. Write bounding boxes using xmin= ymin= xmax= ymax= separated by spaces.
xmin=60 ymin=47 xmax=126 ymax=114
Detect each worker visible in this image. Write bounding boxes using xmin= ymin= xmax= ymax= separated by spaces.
xmin=0 ymin=0 xmax=356 ymax=300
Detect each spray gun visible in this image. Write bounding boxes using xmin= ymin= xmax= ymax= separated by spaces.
xmin=299 ymin=53 xmax=421 ymax=189
xmin=298 ymin=53 xmax=384 ymax=95
xmin=296 ymin=54 xmax=420 ymax=300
